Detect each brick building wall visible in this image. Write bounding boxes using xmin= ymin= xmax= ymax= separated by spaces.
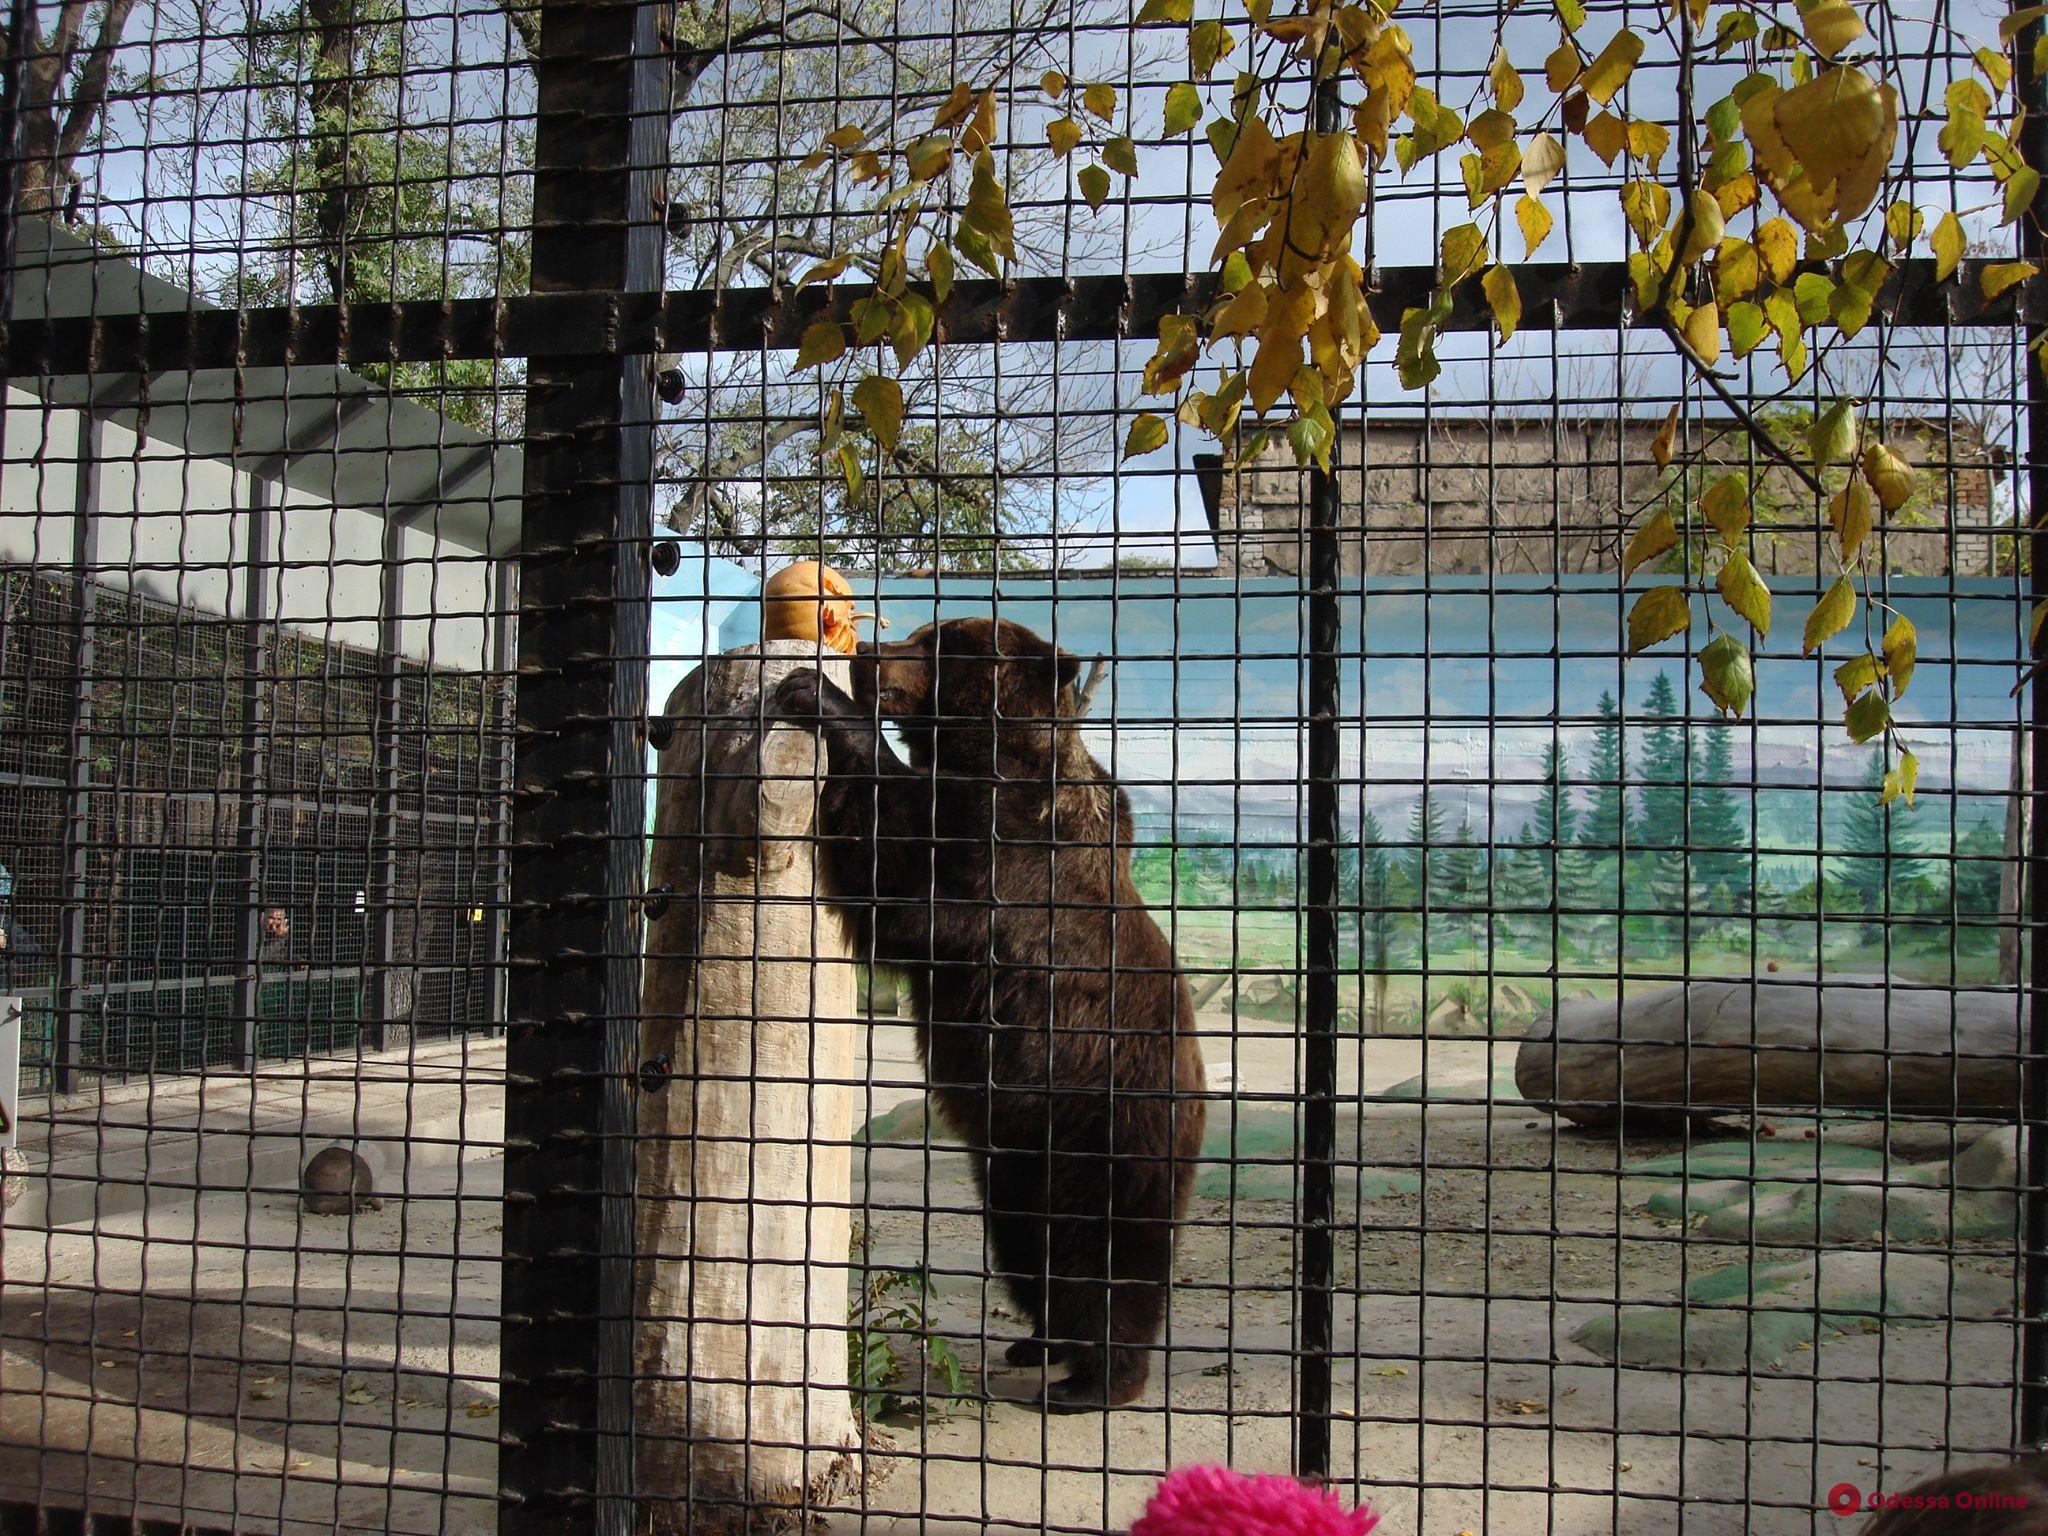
xmin=1200 ymin=415 xmax=2005 ymax=579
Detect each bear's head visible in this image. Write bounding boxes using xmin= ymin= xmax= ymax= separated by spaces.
xmin=853 ymin=617 xmax=1081 ymax=771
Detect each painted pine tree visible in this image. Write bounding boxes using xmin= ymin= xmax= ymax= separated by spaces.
xmin=1633 ymin=671 xmax=1693 ymax=942
xmin=1691 ymin=720 xmax=1751 ymax=917
xmin=1356 ymin=811 xmax=1394 ymax=1033
xmin=1577 ymin=690 xmax=1634 ymax=956
xmin=1831 ymin=753 xmax=1919 ymax=937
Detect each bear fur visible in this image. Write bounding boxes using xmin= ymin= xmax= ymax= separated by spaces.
xmin=775 ymin=617 xmax=1206 ymax=1410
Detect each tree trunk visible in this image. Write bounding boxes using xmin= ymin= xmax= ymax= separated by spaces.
xmin=635 ymin=643 xmax=863 ymax=1536
xmin=1516 ymin=973 xmax=2024 ymax=1130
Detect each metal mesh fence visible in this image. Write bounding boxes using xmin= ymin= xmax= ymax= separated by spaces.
xmin=2 ymin=0 xmax=2046 ymax=1532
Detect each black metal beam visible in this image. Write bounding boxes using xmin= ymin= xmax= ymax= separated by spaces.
xmin=497 ymin=0 xmax=663 ymax=1526
xmin=8 ymin=258 xmax=2046 ymax=376
xmin=1294 ymin=77 xmax=1343 ymax=1487
xmin=2017 ymin=0 xmax=2048 ymax=1455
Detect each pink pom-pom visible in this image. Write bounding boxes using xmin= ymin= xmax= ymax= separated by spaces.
xmin=1130 ymin=1466 xmax=1379 ymax=1536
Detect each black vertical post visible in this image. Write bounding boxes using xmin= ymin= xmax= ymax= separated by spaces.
xmin=1295 ymin=71 xmax=1343 ymax=1490
xmin=54 ymin=411 xmax=102 ymax=1096
xmin=0 ymin=0 xmax=31 ymax=440
xmin=2018 ymin=0 xmax=2048 ymax=1453
xmin=234 ymin=477 xmax=273 ymax=1072
xmin=484 ymin=556 xmax=516 ymax=1034
xmin=501 ymin=0 xmax=664 ymax=1524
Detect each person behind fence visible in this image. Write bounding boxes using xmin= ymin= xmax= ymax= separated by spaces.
xmin=776 ymin=615 xmax=1207 ymax=1411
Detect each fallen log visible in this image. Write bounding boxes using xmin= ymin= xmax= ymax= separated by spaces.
xmin=635 ymin=642 xmax=863 ymax=1535
xmin=1516 ymin=974 xmax=2024 ymax=1129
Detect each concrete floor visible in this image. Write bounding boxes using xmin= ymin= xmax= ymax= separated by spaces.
xmin=0 ymin=1025 xmax=2024 ymax=1536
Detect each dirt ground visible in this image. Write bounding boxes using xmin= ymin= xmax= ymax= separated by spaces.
xmin=0 ymin=1019 xmax=2024 ymax=1536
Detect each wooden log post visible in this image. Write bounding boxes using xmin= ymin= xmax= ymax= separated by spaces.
xmin=635 ymin=642 xmax=862 ymax=1535
xmin=1516 ymin=974 xmax=2025 ymax=1130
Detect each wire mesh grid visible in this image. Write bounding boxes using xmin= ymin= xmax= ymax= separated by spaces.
xmin=2 ymin=0 xmax=2046 ymax=1532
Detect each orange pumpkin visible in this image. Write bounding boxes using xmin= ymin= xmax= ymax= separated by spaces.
xmin=761 ymin=560 xmax=878 ymax=654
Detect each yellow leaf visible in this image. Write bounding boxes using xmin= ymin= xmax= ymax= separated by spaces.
xmin=1213 ymin=113 xmax=1279 ymax=224
xmin=1047 ymin=118 xmax=1083 ymax=156
xmin=1123 ymin=413 xmax=1169 ymax=459
xmin=1802 ymin=0 xmax=1865 ymax=59
xmin=1716 ymin=237 xmax=1760 ymax=300
xmin=1983 ymin=260 xmax=2038 ymax=300
xmin=1545 ymin=41 xmax=1580 ymax=94
xmin=1041 ymin=69 xmax=1068 ymax=99
xmin=1809 ymin=398 xmax=1860 ymax=464
xmin=1583 ymin=111 xmax=1627 ymax=168
xmin=1684 ymin=301 xmax=1722 ymax=366
xmin=1651 ymin=401 xmax=1680 ymax=470
xmin=1698 ymin=632 xmax=1754 ymax=717
xmin=933 ymin=83 xmax=975 ymax=130
xmin=1835 ymin=651 xmax=1883 ymax=704
xmin=1701 ymin=472 xmax=1750 ymax=542
xmin=1623 ymin=508 xmax=1677 ymax=578
xmin=1727 ymin=299 xmax=1768 ymax=356
xmin=1248 ymin=327 xmax=1302 ymax=416
xmin=1103 ymin=135 xmax=1139 ymax=176
xmin=1523 ymin=132 xmax=1565 ymax=196
xmin=1845 ymin=690 xmax=1889 ymax=743
xmin=1829 ymin=478 xmax=1873 ymax=560
xmin=1716 ymin=550 xmax=1772 ymax=637
xmin=1931 ymin=211 xmax=1966 ymax=282
xmin=1082 ymin=82 xmax=1117 ymax=122
xmin=1883 ymin=200 xmax=1924 ymax=249
xmin=796 ymin=255 xmax=849 ymax=289
xmin=1164 ymin=81 xmax=1202 ymax=136
xmin=1756 ymin=217 xmax=1800 ymax=284
xmin=1482 ymin=263 xmax=1522 ymax=341
xmin=905 ymin=132 xmax=952 ymax=182
xmin=1516 ymin=193 xmax=1553 ymax=257
xmin=1489 ymin=47 xmax=1524 ymax=110
xmin=1440 ymin=223 xmax=1489 ymax=284
xmin=1677 ymin=189 xmax=1726 ymax=268
xmin=965 ymin=151 xmax=1016 ymax=260
xmin=1880 ymin=749 xmax=1919 ymax=807
xmin=964 ymin=89 xmax=999 ymax=154
xmin=1210 ymin=279 xmax=1269 ymax=339
xmin=1078 ymin=162 xmax=1112 ymax=210
xmin=1802 ymin=575 xmax=1858 ymax=656
xmin=851 ymin=374 xmax=904 ymax=452
xmin=1293 ymin=130 xmax=1368 ymax=258
xmin=1627 ymin=119 xmax=1672 ymax=171
xmin=1580 ymin=29 xmax=1643 ymax=105
xmin=794 ymin=320 xmax=845 ymax=370
xmin=1882 ymin=613 xmax=1917 ymax=696
xmin=1715 ymin=172 xmax=1760 ymax=218
xmin=2003 ymin=4 xmax=2048 ymax=42
xmin=1862 ymin=441 xmax=1917 ymax=510
xmin=1771 ymin=65 xmax=1897 ymax=224
xmin=1627 ymin=585 xmax=1692 ymax=653
xmin=1619 ymin=180 xmax=1670 ymax=249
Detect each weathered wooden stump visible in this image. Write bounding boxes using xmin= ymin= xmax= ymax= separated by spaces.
xmin=1516 ymin=974 xmax=2024 ymax=1129
xmin=635 ymin=642 xmax=862 ymax=1535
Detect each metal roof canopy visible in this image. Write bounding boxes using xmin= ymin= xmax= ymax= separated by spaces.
xmin=6 ymin=219 xmax=521 ymax=556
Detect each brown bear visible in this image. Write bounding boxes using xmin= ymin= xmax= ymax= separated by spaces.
xmin=774 ymin=617 xmax=1206 ymax=1410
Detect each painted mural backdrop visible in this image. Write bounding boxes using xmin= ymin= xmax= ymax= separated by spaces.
xmin=679 ymin=566 xmax=2025 ymax=1034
